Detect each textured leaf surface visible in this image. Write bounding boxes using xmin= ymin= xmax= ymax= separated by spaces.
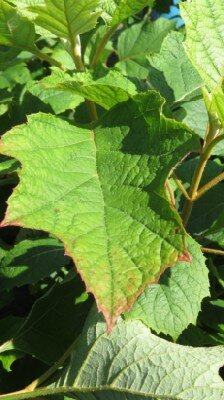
xmin=125 ymin=237 xmax=210 ymax=339
xmin=27 ymin=0 xmax=101 ymax=39
xmin=148 ymin=31 xmax=202 ymax=104
xmin=117 ymin=18 xmax=176 ymax=79
xmin=100 ymin=0 xmax=153 ymax=26
xmin=0 ymin=238 xmax=69 ymax=291
xmin=2 ymin=310 xmax=223 ymax=399
xmin=0 ymin=0 xmax=35 ymax=50
xmin=39 ymin=68 xmax=137 ymax=110
xmin=0 ymin=93 xmax=199 ymax=329
xmin=48 ymin=308 xmax=224 ymax=400
xmin=13 ymin=276 xmax=90 ymax=364
xmin=180 ymin=0 xmax=224 ymax=89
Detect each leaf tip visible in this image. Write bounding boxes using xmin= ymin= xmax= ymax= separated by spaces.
xmin=178 ymin=250 xmax=192 ymax=263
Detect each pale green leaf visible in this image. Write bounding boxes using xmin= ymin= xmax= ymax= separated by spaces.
xmin=27 ymin=0 xmax=102 ymax=39
xmin=0 ymin=238 xmax=70 ymax=291
xmin=47 ymin=308 xmax=224 ymax=400
xmin=117 ymin=18 xmax=176 ymax=79
xmin=180 ymin=0 xmax=224 ymax=89
xmin=39 ymin=68 xmax=137 ymax=110
xmin=125 ymin=237 xmax=210 ymax=340
xmin=148 ymin=31 xmax=202 ymax=104
xmin=0 ymin=0 xmax=35 ymax=50
xmin=0 ymin=93 xmax=199 ymax=329
xmin=2 ymin=310 xmax=224 ymax=399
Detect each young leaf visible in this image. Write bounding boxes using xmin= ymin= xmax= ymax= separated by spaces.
xmin=117 ymin=18 xmax=176 ymax=79
xmin=180 ymin=0 xmax=224 ymax=89
xmin=37 ymin=68 xmax=137 ymax=110
xmin=13 ymin=276 xmax=90 ymax=364
xmin=26 ymin=0 xmax=102 ymax=39
xmin=28 ymin=81 xmax=84 ymax=114
xmin=125 ymin=236 xmax=210 ymax=340
xmin=0 ymin=93 xmax=199 ymax=330
xmin=148 ymin=31 xmax=202 ymax=104
xmin=0 ymin=0 xmax=35 ymax=51
xmin=46 ymin=308 xmax=224 ymax=400
xmin=173 ymin=98 xmax=208 ymax=137
xmin=0 ymin=238 xmax=70 ymax=291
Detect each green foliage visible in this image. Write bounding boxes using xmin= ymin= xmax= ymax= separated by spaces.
xmin=117 ymin=18 xmax=176 ymax=78
xmin=125 ymin=237 xmax=210 ymax=340
xmin=0 ymin=238 xmax=69 ymax=291
xmin=0 ymin=0 xmax=224 ymax=399
xmin=180 ymin=0 xmax=224 ymax=89
xmin=0 ymin=97 xmax=199 ymax=328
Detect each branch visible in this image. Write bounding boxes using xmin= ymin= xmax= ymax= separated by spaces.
xmin=202 ymin=247 xmax=224 ymax=256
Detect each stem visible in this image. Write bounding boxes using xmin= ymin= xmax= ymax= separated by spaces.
xmin=166 ymin=180 xmax=175 ymax=207
xmin=90 ymin=25 xmax=118 ymax=69
xmin=72 ymin=36 xmax=98 ymax=122
xmin=72 ymin=35 xmax=85 ymax=72
xmin=25 ymin=338 xmax=78 ymax=391
xmin=196 ymin=172 xmax=224 ymax=200
xmin=182 ymin=133 xmax=224 ymax=226
xmin=172 ymin=173 xmax=191 ymax=201
xmin=202 ymin=247 xmax=224 ymax=256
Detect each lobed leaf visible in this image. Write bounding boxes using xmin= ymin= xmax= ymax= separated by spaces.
xmin=0 ymin=93 xmax=199 ymax=330
xmin=125 ymin=236 xmax=210 ymax=340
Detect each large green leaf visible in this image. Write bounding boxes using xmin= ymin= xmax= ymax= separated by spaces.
xmin=0 ymin=238 xmax=70 ymax=291
xmin=0 ymin=0 xmax=35 ymax=51
xmin=117 ymin=18 xmax=176 ymax=79
xmin=26 ymin=0 xmax=101 ymax=39
xmin=7 ymin=308 xmax=223 ymax=400
xmin=37 ymin=68 xmax=137 ymax=110
xmin=0 ymin=93 xmax=199 ymax=330
xmin=13 ymin=276 xmax=91 ymax=364
xmin=180 ymin=0 xmax=224 ymax=89
xmin=100 ymin=0 xmax=154 ymax=26
xmin=148 ymin=31 xmax=202 ymax=104
xmin=125 ymin=237 xmax=210 ymax=340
